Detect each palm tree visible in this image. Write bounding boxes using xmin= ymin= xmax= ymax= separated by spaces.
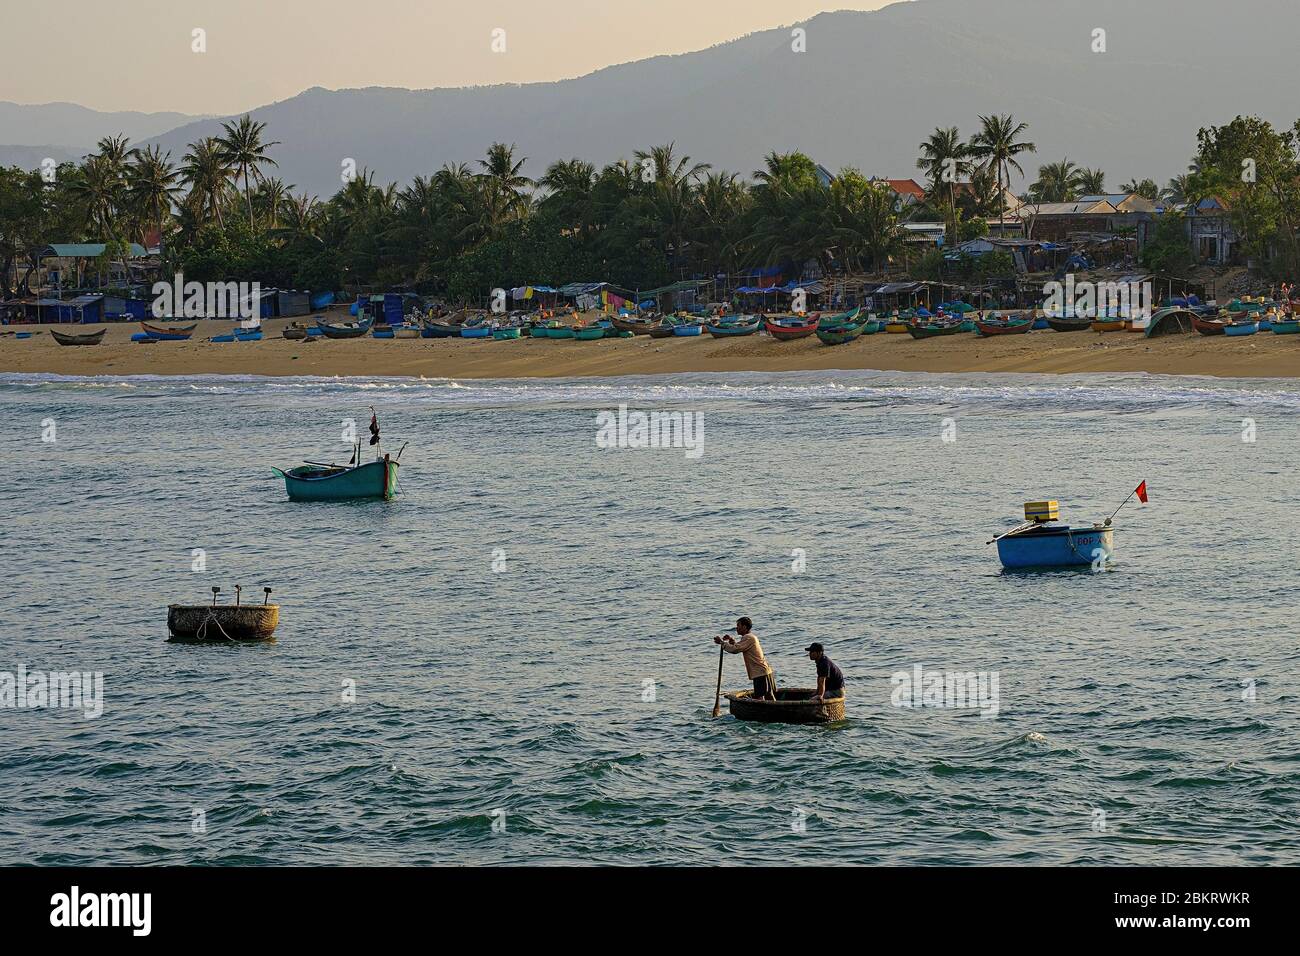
xmin=69 ymin=155 xmax=123 ymax=241
xmin=254 ymin=176 xmax=292 ymax=230
xmin=217 ymin=115 xmax=280 ymax=230
xmin=476 ymin=142 xmax=533 ymax=234
xmin=127 ymin=145 xmax=180 ymax=245
xmin=180 ymin=138 xmax=233 ymax=229
xmin=1163 ymin=173 xmax=1196 ymax=205
xmin=277 ymin=193 xmax=321 ymax=242
xmin=538 ymin=158 xmax=596 ymax=235
xmin=1076 ymin=167 xmax=1107 ymax=195
xmin=1119 ymin=178 xmax=1160 ymax=201
xmin=968 ymin=113 xmax=1036 ymax=228
xmin=1029 ymin=159 xmax=1081 ymax=203
xmin=633 ymin=143 xmax=710 ymax=269
xmin=916 ymin=126 xmax=970 ymax=241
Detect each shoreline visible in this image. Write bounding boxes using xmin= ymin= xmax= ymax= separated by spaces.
xmin=3 ymin=317 xmax=1299 ymax=381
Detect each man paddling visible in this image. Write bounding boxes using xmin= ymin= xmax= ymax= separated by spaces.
xmin=715 ymin=617 xmax=776 ymax=700
xmin=806 ymin=643 xmax=844 ymax=702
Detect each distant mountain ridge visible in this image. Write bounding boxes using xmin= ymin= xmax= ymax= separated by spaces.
xmin=7 ymin=0 xmax=1299 ymax=198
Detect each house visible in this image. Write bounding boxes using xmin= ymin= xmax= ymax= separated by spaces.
xmin=901 ymin=222 xmax=947 ymax=246
xmin=35 ymin=242 xmax=149 ymax=295
xmin=877 ymin=178 xmax=927 ymax=211
xmin=1018 ymin=200 xmax=1118 ymax=242
xmin=1184 ymin=196 xmax=1239 ymax=264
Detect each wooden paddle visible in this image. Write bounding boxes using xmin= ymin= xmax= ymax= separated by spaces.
xmin=711 ymin=640 xmax=725 ymax=717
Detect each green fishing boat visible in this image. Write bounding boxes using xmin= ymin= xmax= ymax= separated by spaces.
xmin=815 ymin=321 xmax=867 ymax=346
xmin=816 ymin=306 xmax=862 ymax=329
xmin=272 ymin=458 xmax=400 ymax=501
xmin=493 ymin=327 xmax=522 ymax=340
xmin=550 ymin=326 xmax=576 ymax=339
xmin=575 ymin=326 xmax=606 ymax=340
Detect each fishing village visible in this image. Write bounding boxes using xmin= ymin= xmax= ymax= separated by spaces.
xmin=4 ymin=112 xmax=1300 ymax=380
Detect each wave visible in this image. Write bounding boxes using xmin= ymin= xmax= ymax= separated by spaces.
xmin=2 ymin=368 xmax=1296 ymax=412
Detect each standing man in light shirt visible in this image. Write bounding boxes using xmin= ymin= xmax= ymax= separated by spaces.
xmin=714 ymin=617 xmax=776 ymax=701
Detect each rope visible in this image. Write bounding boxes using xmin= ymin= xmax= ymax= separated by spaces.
xmin=196 ymin=609 xmax=237 ymax=642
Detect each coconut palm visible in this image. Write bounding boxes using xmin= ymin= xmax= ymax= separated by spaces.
xmin=538 ymin=158 xmax=597 ymax=235
xmin=1028 ymin=159 xmax=1081 ymax=203
xmin=916 ymin=127 xmax=970 ymax=240
xmin=476 ymin=142 xmax=533 ymax=233
xmin=968 ymin=114 xmax=1036 ymax=226
xmin=180 ymin=138 xmax=233 ymax=229
xmin=1119 ymin=178 xmax=1161 ymax=201
xmin=127 ymin=145 xmax=180 ymax=245
xmin=217 ymin=115 xmax=280 ymax=230
xmin=1076 ymin=167 xmax=1107 ymax=195
xmin=633 ymin=143 xmax=710 ymax=268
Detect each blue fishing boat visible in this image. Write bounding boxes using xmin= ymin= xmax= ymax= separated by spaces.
xmin=317 ymin=317 xmax=372 ymax=339
xmin=1224 ymin=321 xmax=1259 ymax=337
xmin=991 ymin=500 xmax=1115 ymax=569
xmin=673 ymin=323 xmax=703 ymax=336
xmin=460 ymin=324 xmax=492 ymax=338
xmin=272 ymin=458 xmax=400 ymax=502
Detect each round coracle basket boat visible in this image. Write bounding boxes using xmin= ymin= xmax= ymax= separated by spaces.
xmin=167 ymin=604 xmax=280 ymax=641
xmin=724 ymin=688 xmax=846 ymax=724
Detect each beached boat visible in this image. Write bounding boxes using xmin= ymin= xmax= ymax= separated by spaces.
xmin=282 ymin=322 xmax=318 ymax=340
xmin=459 ymin=324 xmax=492 ymax=338
xmin=395 ymin=326 xmax=421 ymax=339
xmin=1046 ymin=318 xmax=1092 ymax=333
xmin=884 ymin=319 xmax=910 ymax=333
xmin=272 ymin=457 xmax=400 ymax=501
xmin=317 ymin=317 xmax=373 ymax=339
xmin=907 ymin=322 xmax=965 ymax=339
xmin=1224 ymin=320 xmax=1259 ymax=337
xmin=50 ymin=328 xmax=106 ymax=346
xmin=764 ymin=315 xmax=820 ymax=340
xmin=574 ymin=326 xmax=606 ymax=340
xmin=815 ymin=321 xmax=867 ymax=346
xmin=706 ymin=318 xmax=761 ymax=337
xmin=1090 ymin=319 xmax=1126 ymax=332
xmin=1271 ymin=318 xmax=1300 ymax=334
xmin=974 ymin=316 xmax=1033 ymax=336
xmin=492 ymin=327 xmax=522 ymax=340
xmin=610 ymin=314 xmax=655 ymax=334
xmin=140 ymin=321 xmax=197 ymax=340
xmin=1192 ymin=315 xmax=1228 ymax=336
xmin=371 ymin=325 xmax=396 ymax=339
xmin=724 ymin=688 xmax=846 ymax=724
xmin=816 ymin=307 xmax=862 ymax=329
xmin=673 ymin=323 xmax=703 ymax=336
xmin=549 ymin=326 xmax=577 ymax=339
xmin=168 ymin=601 xmax=280 ymax=642
xmin=421 ymin=319 xmax=462 ymax=338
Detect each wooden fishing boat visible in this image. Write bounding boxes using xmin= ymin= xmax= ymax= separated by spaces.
xmin=272 ymin=457 xmax=400 ymax=501
xmin=706 ymin=318 xmax=761 ymax=337
xmin=1271 ymin=318 xmax=1300 ymax=334
xmin=549 ymin=326 xmax=577 ymax=339
xmin=168 ymin=599 xmax=280 ymax=642
xmin=421 ymin=319 xmax=462 ymax=338
xmin=492 ymin=327 xmax=522 ymax=340
xmin=610 ymin=314 xmax=655 ymax=334
xmin=974 ymin=316 xmax=1033 ymax=336
xmin=815 ymin=321 xmax=866 ymax=346
xmin=673 ymin=323 xmax=703 ymax=336
xmin=907 ymin=322 xmax=965 ymax=339
xmin=884 ymin=320 xmax=910 ymax=333
xmin=859 ymin=319 xmax=882 ymax=334
xmin=395 ymin=326 xmax=421 ymax=339
xmin=317 ymin=317 xmax=373 ymax=339
xmin=647 ymin=321 xmax=679 ymax=339
xmin=282 ymin=322 xmax=317 ymax=340
xmin=1090 ymin=319 xmax=1126 ymax=332
xmin=50 ymin=327 xmax=106 ymax=346
xmin=574 ymin=326 xmax=606 ymax=340
xmin=459 ymin=324 xmax=492 ymax=338
xmin=1192 ymin=315 xmax=1228 ymax=336
xmin=1046 ymin=317 xmax=1092 ymax=333
xmin=724 ymin=688 xmax=846 ymax=724
xmin=1224 ymin=320 xmax=1259 ymax=337
xmin=764 ymin=315 xmax=819 ymax=340
xmin=140 ymin=321 xmax=197 ymax=340
xmin=816 ymin=306 xmax=861 ymax=329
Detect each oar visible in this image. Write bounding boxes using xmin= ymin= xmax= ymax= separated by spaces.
xmin=711 ymin=641 xmax=725 ymax=718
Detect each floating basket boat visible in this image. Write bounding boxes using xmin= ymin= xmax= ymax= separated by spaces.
xmin=724 ymin=688 xmax=846 ymax=724
xmin=168 ymin=587 xmax=279 ymax=641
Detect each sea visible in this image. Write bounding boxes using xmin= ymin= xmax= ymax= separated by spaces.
xmin=1 ymin=368 xmax=1297 ymax=865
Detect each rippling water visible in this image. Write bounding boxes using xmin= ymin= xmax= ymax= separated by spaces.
xmin=1 ymin=369 xmax=1297 ymax=865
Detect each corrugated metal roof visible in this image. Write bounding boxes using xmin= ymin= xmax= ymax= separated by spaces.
xmin=42 ymin=243 xmax=147 ymax=258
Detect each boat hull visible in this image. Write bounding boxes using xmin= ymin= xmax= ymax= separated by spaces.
xmin=765 ymin=318 xmax=819 ymax=340
xmin=51 ymin=328 xmax=106 ymax=346
xmin=725 ymin=688 xmax=845 ymax=724
xmin=706 ymin=321 xmax=761 ymax=337
xmin=996 ymin=526 xmax=1114 ymax=569
xmin=168 ymin=604 xmax=280 ymax=641
xmin=273 ymin=459 xmax=399 ymax=502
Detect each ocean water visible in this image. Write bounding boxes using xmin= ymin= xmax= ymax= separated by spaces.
xmin=1 ymin=368 xmax=1298 ymax=866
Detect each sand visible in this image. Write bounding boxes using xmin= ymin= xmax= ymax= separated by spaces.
xmin=4 ymin=315 xmax=1299 ymax=380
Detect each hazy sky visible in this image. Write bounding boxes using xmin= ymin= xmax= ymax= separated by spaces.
xmin=1 ymin=1 xmax=895 ymax=115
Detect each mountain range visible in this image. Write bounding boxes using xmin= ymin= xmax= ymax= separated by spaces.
xmin=2 ymin=0 xmax=1296 ymax=198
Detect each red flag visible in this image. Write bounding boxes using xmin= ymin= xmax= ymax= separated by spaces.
xmin=1135 ymin=480 xmax=1148 ymax=503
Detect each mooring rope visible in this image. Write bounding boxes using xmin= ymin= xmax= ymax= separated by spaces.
xmin=196 ymin=609 xmax=237 ymax=642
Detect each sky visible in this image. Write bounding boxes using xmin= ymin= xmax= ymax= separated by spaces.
xmin=1 ymin=1 xmax=896 ymax=115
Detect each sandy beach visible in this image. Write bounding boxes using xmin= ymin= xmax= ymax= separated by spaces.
xmin=4 ymin=315 xmax=1299 ymax=380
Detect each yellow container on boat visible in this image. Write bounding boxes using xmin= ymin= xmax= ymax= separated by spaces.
xmin=1024 ymin=500 xmax=1059 ymax=522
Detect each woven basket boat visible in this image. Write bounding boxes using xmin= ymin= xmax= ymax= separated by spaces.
xmin=167 ymin=604 xmax=280 ymax=641
xmin=724 ymin=688 xmax=846 ymax=724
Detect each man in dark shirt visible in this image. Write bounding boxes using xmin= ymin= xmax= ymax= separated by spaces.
xmin=806 ymin=643 xmax=844 ymax=701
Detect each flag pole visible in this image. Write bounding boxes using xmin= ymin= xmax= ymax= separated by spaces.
xmin=1106 ymin=482 xmax=1144 ymax=525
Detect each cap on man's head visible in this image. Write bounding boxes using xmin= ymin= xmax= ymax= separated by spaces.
xmin=805 ymin=643 xmax=824 ymax=653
